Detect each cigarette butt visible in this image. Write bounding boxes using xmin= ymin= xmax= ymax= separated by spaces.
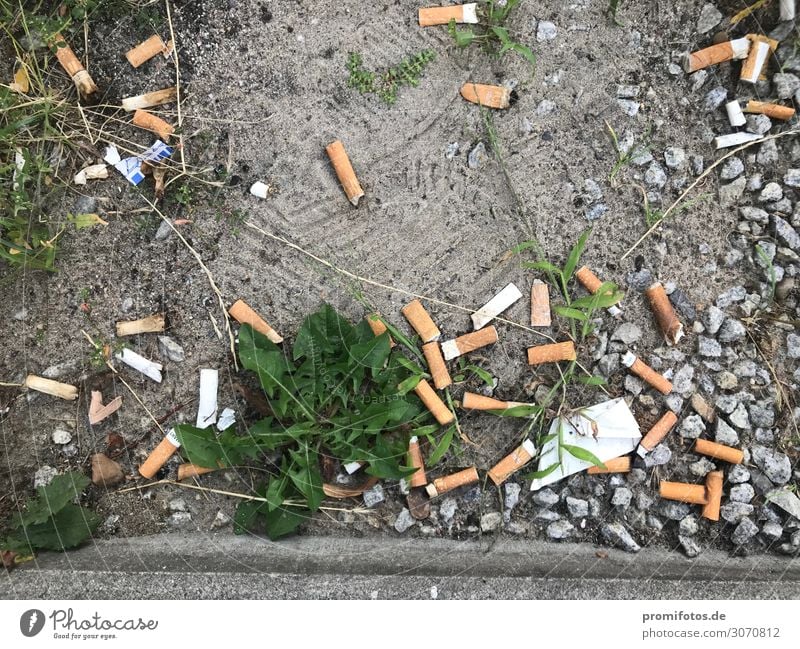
xmin=367 ymin=314 xmax=396 ymax=348
xmin=701 ymin=470 xmax=723 ymax=521
xmin=575 ymin=265 xmax=622 ymax=316
xmin=623 ymin=351 xmax=672 ymax=395
xmin=196 ymin=368 xmax=219 ymax=429
xmin=422 ymin=342 xmax=452 ymax=389
xmin=744 ymin=100 xmax=795 ymax=121
xmin=460 ymin=83 xmax=511 ymax=109
xmin=132 ymin=109 xmax=174 ymax=141
xmin=414 ymin=379 xmax=454 ymax=425
xmin=740 ymin=39 xmax=770 ymax=84
xmin=229 ymin=299 xmax=283 ymax=344
xmin=126 ymin=34 xmax=169 ymax=68
xmin=401 ymin=299 xmax=441 ymax=343
xmin=645 ymin=282 xmax=684 ymax=346
xmin=636 ymin=411 xmax=678 ymax=457
xmin=694 ymin=438 xmax=744 ymax=465
xmin=24 ymin=375 xmax=78 ymax=400
xmin=115 ymin=348 xmax=163 ymax=382
xmin=418 ymin=3 xmax=478 ymax=26
xmin=487 ymin=439 xmax=536 ymax=486
xmin=659 ymin=481 xmax=708 ymax=505
xmin=530 ymin=280 xmax=552 ymax=326
xmin=88 ymin=390 xmax=122 ymax=425
xmin=683 ymin=37 xmax=750 ymax=73
xmin=177 ymin=463 xmax=215 ymax=481
xmin=441 ymin=326 xmax=498 ymax=361
xmin=51 ymin=33 xmax=98 ymax=97
xmin=139 ymin=429 xmax=180 ymax=479
xmin=73 ymin=163 xmax=108 ymax=185
xmin=746 ymin=33 xmax=779 ymax=53
xmin=121 ymin=86 xmax=178 ymax=112
xmin=325 ymin=139 xmax=364 ymax=206
xmin=115 ymin=313 xmax=165 ymax=336
xmin=527 ymin=341 xmax=576 ymax=365
xmin=408 ymin=436 xmax=427 ymax=488
xmin=714 ymin=132 xmax=762 ymax=149
xmin=587 ymin=456 xmax=632 ymax=474
xmin=780 ymin=0 xmax=796 ymax=21
xmin=471 ymin=283 xmax=522 ymax=330
xmin=461 ymin=392 xmax=526 ymax=411
xmin=323 ymin=476 xmax=379 ymax=499
xmin=725 ymin=100 xmax=746 ymax=127
xmin=425 ymin=466 xmax=479 ymax=497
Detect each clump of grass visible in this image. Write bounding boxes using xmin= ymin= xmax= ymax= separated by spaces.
xmin=347 ymin=50 xmax=436 ymax=105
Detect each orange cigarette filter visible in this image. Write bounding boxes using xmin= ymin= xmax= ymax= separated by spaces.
xmin=744 ymin=100 xmax=795 ymax=121
xmin=659 ymin=481 xmax=708 ymax=505
xmin=575 ymin=266 xmax=603 ymax=293
xmin=177 ymin=463 xmax=215 ymax=481
xmin=530 ymin=280 xmax=551 ymax=326
xmin=418 ymin=4 xmax=477 ymax=27
xmin=527 ymin=341 xmax=576 ymax=365
xmin=24 ymin=375 xmax=78 ymax=400
xmin=426 ymin=466 xmax=479 ymax=497
xmin=646 ymin=282 xmax=684 ymax=346
xmin=460 ymin=83 xmax=511 ymax=109
xmin=408 ymin=436 xmax=427 ymax=487
xmin=701 ymin=470 xmax=723 ymax=521
xmin=422 ymin=342 xmax=452 ymax=389
xmin=441 ymin=326 xmax=498 ymax=360
xmin=694 ymin=438 xmax=744 ymax=465
xmin=414 ymin=379 xmax=454 ymax=426
xmin=623 ymin=352 xmax=672 ymax=395
xmin=126 ymin=34 xmax=169 ymax=68
xmin=587 ymin=456 xmax=632 ymax=474
xmin=51 ymin=33 xmax=97 ymax=97
xmin=132 ymin=109 xmax=174 ymax=141
xmin=740 ymin=37 xmax=771 ymax=83
xmin=683 ymin=37 xmax=750 ymax=73
xmin=139 ymin=430 xmax=180 ymax=479
xmin=367 ymin=314 xmax=396 ymax=347
xmin=401 ymin=299 xmax=441 ymax=343
xmin=462 ymin=392 xmax=511 ymax=411
xmin=229 ymin=299 xmax=283 ymax=344
xmin=487 ymin=439 xmax=536 ymax=486
xmin=326 ymin=139 xmax=364 ymax=206
xmin=637 ymin=411 xmax=678 ymax=456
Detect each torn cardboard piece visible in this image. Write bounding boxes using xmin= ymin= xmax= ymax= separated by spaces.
xmin=471 ymin=283 xmax=522 ymax=330
xmin=530 ymin=280 xmax=552 ymax=326
xmin=73 ymin=163 xmax=108 ymax=185
xmin=88 ymin=390 xmax=122 ymax=425
xmin=196 ymin=368 xmax=219 ymax=429
xmin=530 ymin=398 xmax=641 ymax=491
xmin=104 ymin=140 xmax=173 ymax=186
xmin=24 ymin=375 xmax=78 ymax=400
xmin=116 ymin=313 xmax=165 ymax=336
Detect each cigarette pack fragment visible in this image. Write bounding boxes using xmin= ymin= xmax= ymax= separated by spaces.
xmin=367 ymin=314 xmax=396 ymax=347
xmin=636 ymin=411 xmax=677 ymax=457
xmin=713 ymin=132 xmax=762 ymax=149
xmin=121 ymin=86 xmax=177 ymax=112
xmin=104 ymin=140 xmax=173 ymax=186
xmin=694 ymin=438 xmax=743 ymax=464
xmin=401 ymin=299 xmax=441 ymax=343
xmin=645 ymin=282 xmax=683 ymax=345
xmin=326 ymin=140 xmax=364 ymax=206
xmin=461 ymin=392 xmax=526 ymax=411
xmin=24 ymin=375 xmax=78 ymax=400
xmin=587 ymin=455 xmax=631 ymax=474
xmin=530 ymin=280 xmax=552 ymax=326
xmin=408 ymin=436 xmax=427 ymax=487
xmin=725 ymin=100 xmax=746 ymax=128
xmin=460 ymin=83 xmax=511 ymax=109
xmin=114 ymin=348 xmax=163 ymax=382
xmin=413 ymin=379 xmax=454 ymax=425
xmin=487 ymin=439 xmax=536 ymax=486
xmin=743 ymin=101 xmax=795 ymax=121
xmin=740 ymin=38 xmax=771 ymax=84
xmin=88 ymin=390 xmax=122 ymax=425
xmin=126 ymin=35 xmax=173 ymax=68
xmin=116 ymin=313 xmax=165 ymax=336
xmin=471 ymin=283 xmax=522 ymax=330
xmin=196 ymin=368 xmax=219 ymax=429
xmin=73 ymin=164 xmax=108 ymax=185
xmin=622 ymin=351 xmax=672 ymax=395
xmin=702 ymin=470 xmax=723 ymax=521
xmin=422 ymin=342 xmax=452 ymax=389
xmin=217 ymin=407 xmax=236 ymax=431
xmin=575 ymin=266 xmax=622 ymax=316
xmin=441 ymin=326 xmax=498 ymax=361
xmin=229 ymin=299 xmax=283 ymax=344
xmin=132 ymin=109 xmax=174 ymax=141
xmin=418 ymin=3 xmax=478 ymax=26
xmin=51 ymin=33 xmax=97 ymax=97
xmin=683 ymin=37 xmax=750 ymax=73
xmin=139 ymin=428 xmax=180 ymax=479
xmin=425 ymin=466 xmax=479 ymax=497
xmin=780 ymin=0 xmax=796 ymax=21
xmin=659 ymin=481 xmax=708 ymax=505
xmin=527 ymin=341 xmax=576 ymax=365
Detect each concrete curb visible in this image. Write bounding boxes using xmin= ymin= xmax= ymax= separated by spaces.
xmin=3 ymin=534 xmax=799 ymax=599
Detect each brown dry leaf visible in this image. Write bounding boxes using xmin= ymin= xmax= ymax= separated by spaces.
xmin=731 ymin=0 xmax=770 ymax=25
xmin=153 ymin=166 xmax=167 ymax=200
xmin=407 ymin=488 xmax=430 ymax=520
xmin=10 ymin=63 xmax=30 ymax=94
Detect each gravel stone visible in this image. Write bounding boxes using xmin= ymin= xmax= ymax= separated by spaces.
xmin=664 ymin=147 xmax=686 ymax=169
xmin=718 ymin=318 xmax=746 ymax=343
xmin=445 ymin=142 xmax=459 ymax=159
xmin=716 ymin=286 xmax=747 ymax=308
xmin=617 ymin=99 xmax=640 ymax=116
xmin=773 ymin=215 xmax=800 ymax=251
xmin=535 ymin=508 xmax=561 ymax=522
xmin=729 ymin=402 xmax=750 ymax=429
xmin=644 ymin=444 xmax=672 ymax=468
xmin=362 ymin=484 xmax=385 ymax=508
xmin=625 ymin=268 xmax=654 ymax=291
xmin=698 ymin=336 xmax=722 ymax=357
xmin=774 ymin=73 xmax=800 ymax=99
xmin=536 ymin=99 xmax=557 ymax=116
xmin=394 ymin=508 xmax=416 ymax=533
xmin=468 ymin=142 xmax=487 ymax=169
xmin=158 ymin=336 xmax=185 ymax=362
xmin=703 ymin=305 xmax=725 ymax=334
xmin=52 ymin=429 xmax=72 ymax=444
xmin=679 ymin=515 xmax=699 ymax=536
xmin=504 ymin=483 xmax=521 ymax=512
xmin=168 ymin=512 xmax=192 ymax=527
xmin=720 ymin=501 xmax=754 ymax=523
xmin=689 ymin=457 xmax=716 ymax=477
xmin=748 ymin=401 xmax=775 ymax=428
xmin=720 ymin=157 xmax=744 ymax=180
xmin=751 ymin=446 xmax=792 ymax=484
xmin=610 ymin=322 xmax=642 ymax=344
xmin=546 ymin=520 xmax=574 ymax=540
xmin=745 ymin=114 xmax=772 ymax=135
xmin=672 ymin=364 xmax=695 ymax=396
xmin=728 ymin=465 xmax=751 ymax=484
xmin=480 ymin=512 xmax=503 ymax=532
xmin=732 ymin=518 xmax=759 ymax=545
xmin=439 ymin=498 xmax=457 ymax=522
xmin=645 ymin=162 xmax=667 ymax=188
xmin=784 ymin=168 xmax=800 ymax=187
xmin=585 ymin=204 xmax=608 ymax=221
xmin=739 ymin=206 xmax=769 ymax=224
xmin=680 ymin=414 xmax=706 ymax=439
xmin=696 ymin=3 xmax=722 ymax=32
xmin=758 ymin=182 xmax=783 ymax=203
xmin=788 ymin=333 xmax=800 ymax=358
xmin=660 ymin=501 xmax=691 ymax=521
xmin=761 ymin=521 xmax=784 ymax=542
xmin=679 ymin=535 xmax=702 ymax=558
xmin=669 ymin=288 xmax=696 ymax=321
xmin=716 ymin=371 xmax=738 ymax=390
xmin=533 ymin=488 xmax=560 ymax=507
xmin=566 ymin=496 xmax=589 ymax=518
xmin=703 ymin=86 xmax=727 ymax=111
xmin=718 ymin=177 xmax=746 ymax=208
xmin=611 ymin=487 xmax=632 ymax=508
xmin=536 ymin=20 xmax=557 ymax=42
xmin=757 ymin=139 xmax=779 ymax=166
xmin=730 ymin=484 xmax=755 ymax=503
xmin=33 ymin=466 xmax=57 ymax=488
xmin=600 ymin=522 xmax=640 ymax=553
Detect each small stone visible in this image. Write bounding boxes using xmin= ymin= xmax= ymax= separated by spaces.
xmin=730 ymin=484 xmax=755 ymax=503
xmin=748 ymin=401 xmax=775 ymax=428
xmin=611 ymin=487 xmax=632 ymax=507
xmin=211 ymin=510 xmax=231 ymax=529
xmin=732 ymin=518 xmax=759 ymax=545
xmin=703 ymin=87 xmax=727 ymax=111
xmin=535 ymin=508 xmax=561 ymax=522
xmin=716 ymin=371 xmax=738 ymax=390
xmin=362 ymin=484 xmax=385 ymax=508
xmin=168 ymin=498 xmax=187 ymax=512
xmin=616 ymin=84 xmax=640 ymax=98
xmin=597 ymin=353 xmax=619 ymax=376
xmin=698 ymin=336 xmax=722 ymax=357
xmin=680 ymin=414 xmax=705 ymax=439
xmin=758 ymin=182 xmax=783 ymax=203
xmin=585 ymin=204 xmax=608 ymax=221
xmin=690 ymin=155 xmax=704 ymax=175
xmin=696 ymin=3 xmax=722 ymax=32
xmin=600 ymin=522 xmax=640 ymax=552
xmin=689 ymin=457 xmax=715 ymax=477
xmin=91 ymin=454 xmax=124 ymax=487
xmin=728 ymin=465 xmax=751 ymax=484
xmin=752 ymin=446 xmax=792 ymax=484
xmin=672 ymin=364 xmax=695 ymax=397
xmin=784 ymin=168 xmax=800 ymax=187
xmin=468 ymin=142 xmax=488 ymax=169
xmin=645 ymin=162 xmax=667 ymax=188
xmin=729 ymin=403 xmax=750 ymax=429
xmin=519 ymin=117 xmax=532 ymax=135
xmin=33 ymin=466 xmax=58 ymax=488
xmin=747 ymin=173 xmax=764 ymax=191
xmin=757 ymin=139 xmax=779 ymax=166
xmin=120 ymin=297 xmax=134 ymax=313
xmin=101 ymin=514 xmax=120 ymax=534
xmin=765 ymin=488 xmax=800 ymax=520
xmin=546 ymin=519 xmax=574 ymax=540
xmin=480 ymin=512 xmax=503 ymax=532
xmin=439 ymin=498 xmax=457 ymax=522
xmin=536 ymin=20 xmax=557 ymax=42
xmin=636 ymin=492 xmax=654 ymax=510
xmin=679 ymin=515 xmax=699 ymax=536
xmin=644 ymin=444 xmax=672 ymax=468
xmin=168 ymin=511 xmax=192 ymax=527
xmin=773 ymin=73 xmax=800 ymax=99
xmin=718 ymin=318 xmax=746 ymax=343
xmin=761 ymin=521 xmax=784 ymax=542
xmin=533 ymin=487 xmax=559 ymax=507
xmin=773 ymin=215 xmax=800 ymax=251
xmin=504 ymin=483 xmax=521 ymax=512
xmin=617 ymin=99 xmax=640 ymax=116
xmin=155 ymin=220 xmax=173 ymax=241
xmin=718 ymin=177 xmax=746 ymax=208
xmin=720 ymin=157 xmax=744 ymax=180
xmin=745 ymin=114 xmax=772 ymax=135
xmin=739 ymin=206 xmax=769 ymax=224
xmin=566 ymin=496 xmax=589 ymax=518
xmin=52 ymin=429 xmax=72 ymax=444
xmin=630 ymin=148 xmax=653 ymax=165
xmin=626 ymin=268 xmax=654 ymax=291
xmin=536 ymin=99 xmax=557 ymax=116
xmin=582 ymin=178 xmax=603 ymax=204
xmin=610 ymin=322 xmax=642 ymax=344
xmin=12 ymin=308 xmax=28 ymax=321
xmin=394 ymin=508 xmax=416 ymax=533
xmin=720 ymin=501 xmax=754 ymax=523
xmin=445 ymin=142 xmax=459 ymax=159
xmin=660 ymin=501 xmax=691 ymax=520
xmin=716 ymin=285 xmax=747 ymax=308
xmin=679 ymin=535 xmax=702 ymax=558
xmin=625 ymin=374 xmax=644 ymax=396
xmin=664 ymin=147 xmax=686 ymax=170
xmin=158 ymin=336 xmax=185 ymax=362
xmin=788 ymin=333 xmax=800 ymax=358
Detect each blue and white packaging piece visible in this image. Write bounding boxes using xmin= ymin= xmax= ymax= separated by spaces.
xmin=104 ymin=140 xmax=174 ymax=186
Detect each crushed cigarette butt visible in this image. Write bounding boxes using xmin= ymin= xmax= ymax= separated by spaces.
xmin=691 ymin=393 xmax=716 ymax=423
xmin=740 ymin=38 xmax=770 ymax=84
xmin=460 ymin=83 xmax=511 ymax=109
xmin=139 ymin=428 xmax=180 ymax=479
xmin=408 ymin=436 xmax=427 ymax=487
xmin=51 ymin=33 xmax=98 ymax=97
xmin=177 ymin=463 xmax=215 ymax=481
xmin=701 ymin=470 xmax=723 ymax=521
xmin=441 ymin=326 xmax=498 ymax=361
xmin=683 ymin=38 xmax=750 ymax=73
xmin=24 ymin=375 xmax=78 ymax=400
xmin=88 ymin=390 xmax=122 ymax=425
xmin=132 ymin=109 xmax=174 ymax=141
xmin=418 ymin=3 xmax=478 ymax=26
xmin=714 ymin=132 xmax=762 ymax=149
xmin=622 ymin=351 xmax=672 ymax=395
xmin=126 ymin=35 xmax=171 ymax=68
xmin=229 ymin=299 xmax=283 ymax=344
xmin=196 ymin=368 xmax=219 ymax=429
xmin=121 ymin=86 xmax=178 ymax=112
xmin=114 ymin=348 xmax=163 ymax=382
xmin=323 ymin=477 xmax=378 ymax=499
xmin=488 ymin=439 xmax=536 ymax=486
xmin=116 ymin=313 xmax=165 ymax=336
xmin=413 ymin=379 xmax=454 ymax=425
xmin=659 ymin=481 xmax=708 ymax=505
xmin=694 ymin=438 xmax=743 ymax=465
xmin=471 ymin=283 xmax=522 ymax=330
xmin=249 ymin=181 xmax=272 ymax=199
xmin=636 ymin=411 xmax=678 ymax=457
xmin=530 ymin=280 xmax=552 ymax=326
xmin=645 ymin=282 xmax=683 ymax=345
xmin=527 ymin=340 xmax=576 ymax=365
xmin=401 ymin=299 xmax=441 ymax=343
xmin=422 ymin=342 xmax=452 ymax=389
xmin=425 ymin=466 xmax=479 ymax=497
xmin=73 ymin=164 xmax=108 ymax=185
xmin=326 ymin=140 xmax=364 ymax=206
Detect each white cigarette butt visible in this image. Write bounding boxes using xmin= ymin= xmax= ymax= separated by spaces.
xmin=196 ymin=368 xmax=219 ymax=429
xmin=462 ymin=3 xmax=479 ymax=23
xmin=115 ymin=348 xmax=163 ymax=382
xmin=249 ymin=181 xmax=270 ymax=199
xmin=714 ymin=132 xmax=762 ymax=149
xmin=725 ymin=101 xmax=746 ymax=127
xmin=471 ymin=283 xmax=523 ymax=330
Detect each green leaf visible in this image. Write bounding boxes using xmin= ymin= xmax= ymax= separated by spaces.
xmin=509 ymin=240 xmax=542 ymax=256
xmin=522 ymin=260 xmax=560 ymax=275
xmin=553 ymin=306 xmax=588 ymax=321
xmin=10 ymin=505 xmax=100 ymax=551
xmin=365 ymin=434 xmax=415 ymax=479
xmin=507 ymin=42 xmax=536 ymax=67
xmin=397 ymin=373 xmax=423 ymax=395
xmin=464 ymin=364 xmax=494 ymax=387
xmin=174 ymin=424 xmax=228 ymax=469
xmin=233 ymin=501 xmax=262 ymax=535
xmin=265 ymin=468 xmax=290 ymax=512
xmin=14 ymin=471 xmax=90 ymax=528
xmin=489 ymin=404 xmax=542 ymax=418
xmin=490 ymin=26 xmax=512 ymax=46
xmin=288 ymin=446 xmax=324 ymax=512
xmin=68 ymin=213 xmax=108 ymax=229
xmin=570 ymin=290 xmax=624 ymax=310
xmin=447 ymin=20 xmax=476 ymax=48
xmin=525 ymin=462 xmax=560 ymax=481
xmin=561 ymin=444 xmax=607 ymax=469
xmin=563 ymin=228 xmax=591 ymax=284
xmin=264 ymin=506 xmax=306 ymax=540
xmin=576 ymin=375 xmax=607 ymax=386
xmin=347 ymin=333 xmax=391 ymax=374
xmin=425 ymin=425 xmax=455 ymax=466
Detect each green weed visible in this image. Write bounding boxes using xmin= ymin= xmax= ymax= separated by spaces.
xmin=347 ymin=50 xmax=436 ymax=105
